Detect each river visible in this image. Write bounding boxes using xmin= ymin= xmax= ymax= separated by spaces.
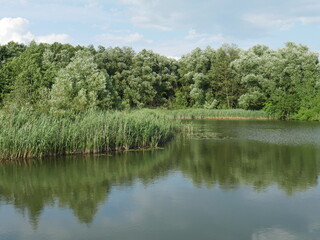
xmin=1 ymin=120 xmax=320 ymax=240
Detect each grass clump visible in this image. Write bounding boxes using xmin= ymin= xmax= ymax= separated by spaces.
xmin=0 ymin=109 xmax=180 ymax=161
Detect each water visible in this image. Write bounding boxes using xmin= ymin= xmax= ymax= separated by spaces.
xmin=1 ymin=120 xmax=320 ymax=240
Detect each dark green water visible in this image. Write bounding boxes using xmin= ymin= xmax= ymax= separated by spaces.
xmin=1 ymin=120 xmax=320 ymax=240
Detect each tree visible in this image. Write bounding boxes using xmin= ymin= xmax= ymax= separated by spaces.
xmin=122 ymin=49 xmax=177 ymax=108
xmin=0 ymin=41 xmax=45 ymax=107
xmin=178 ymin=47 xmax=214 ymax=107
xmin=209 ymin=44 xmax=240 ymax=108
xmin=231 ymin=45 xmax=273 ymax=110
xmin=94 ymin=46 xmax=135 ymax=108
xmin=42 ymin=43 xmax=79 ymax=89
xmin=0 ymin=41 xmax=26 ymax=64
xmin=50 ymin=50 xmax=111 ymax=115
xmin=265 ymin=43 xmax=319 ymax=118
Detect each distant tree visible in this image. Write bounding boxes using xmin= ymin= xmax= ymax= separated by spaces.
xmin=122 ymin=49 xmax=177 ymax=108
xmin=265 ymin=43 xmax=319 ymax=118
xmin=94 ymin=46 xmax=135 ymax=108
xmin=0 ymin=41 xmax=45 ymax=107
xmin=178 ymin=47 xmax=214 ymax=107
xmin=42 ymin=43 xmax=79 ymax=90
xmin=231 ymin=45 xmax=272 ymax=110
xmin=0 ymin=41 xmax=319 ymax=120
xmin=0 ymin=41 xmax=26 ymax=64
xmin=50 ymin=50 xmax=111 ymax=115
xmin=209 ymin=44 xmax=240 ymax=108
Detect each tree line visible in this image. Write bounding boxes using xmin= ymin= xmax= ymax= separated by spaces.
xmin=0 ymin=41 xmax=319 ymax=119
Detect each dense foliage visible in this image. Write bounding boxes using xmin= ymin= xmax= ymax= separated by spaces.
xmin=0 ymin=41 xmax=319 ymax=119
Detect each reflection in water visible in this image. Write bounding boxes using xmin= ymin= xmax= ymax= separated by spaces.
xmin=251 ymin=228 xmax=299 ymax=240
xmin=0 ymin=151 xmax=172 ymax=227
xmin=0 ymin=119 xmax=320 ymax=238
xmin=178 ymin=139 xmax=319 ymax=194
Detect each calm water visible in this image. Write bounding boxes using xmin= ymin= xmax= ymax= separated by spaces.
xmin=1 ymin=120 xmax=320 ymax=240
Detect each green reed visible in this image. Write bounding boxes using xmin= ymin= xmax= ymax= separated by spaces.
xmin=0 ymin=109 xmax=180 ymax=161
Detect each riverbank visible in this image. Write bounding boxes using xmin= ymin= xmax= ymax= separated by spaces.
xmin=0 ymin=109 xmax=181 ymax=161
xmin=0 ymin=108 xmax=282 ymax=162
xmin=160 ymin=109 xmax=277 ymax=120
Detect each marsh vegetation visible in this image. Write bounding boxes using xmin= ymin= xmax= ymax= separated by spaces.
xmin=0 ymin=109 xmax=180 ymax=161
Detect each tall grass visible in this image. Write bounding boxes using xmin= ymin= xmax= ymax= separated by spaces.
xmin=0 ymin=109 xmax=180 ymax=161
xmin=160 ymin=109 xmax=276 ymax=120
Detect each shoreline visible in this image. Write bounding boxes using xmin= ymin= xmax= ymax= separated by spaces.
xmin=0 ymin=110 xmax=180 ymax=162
xmin=173 ymin=117 xmax=278 ymax=120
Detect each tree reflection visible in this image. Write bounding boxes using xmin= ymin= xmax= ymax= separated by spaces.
xmin=0 ymin=123 xmax=320 ymax=226
xmin=0 ymin=150 xmax=172 ymax=227
xmin=175 ymin=138 xmax=320 ymax=194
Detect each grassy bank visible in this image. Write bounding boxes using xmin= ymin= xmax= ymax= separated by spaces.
xmin=0 ymin=108 xmax=275 ymax=161
xmin=0 ymin=109 xmax=180 ymax=161
xmin=160 ymin=109 xmax=276 ymax=120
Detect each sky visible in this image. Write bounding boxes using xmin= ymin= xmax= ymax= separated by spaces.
xmin=0 ymin=0 xmax=320 ymax=57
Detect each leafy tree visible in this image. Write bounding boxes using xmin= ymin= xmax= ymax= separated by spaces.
xmin=265 ymin=43 xmax=319 ymax=118
xmin=50 ymin=50 xmax=111 ymax=115
xmin=94 ymin=46 xmax=135 ymax=108
xmin=0 ymin=41 xmax=26 ymax=64
xmin=209 ymin=44 xmax=240 ymax=108
xmin=0 ymin=41 xmax=45 ymax=107
xmin=123 ymin=49 xmax=177 ymax=108
xmin=178 ymin=47 xmax=214 ymax=107
xmin=231 ymin=45 xmax=273 ymax=110
xmin=42 ymin=43 xmax=80 ymax=88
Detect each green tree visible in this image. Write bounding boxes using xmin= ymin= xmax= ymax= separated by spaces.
xmin=50 ymin=50 xmax=110 ymax=115
xmin=208 ymin=44 xmax=240 ymax=108
xmin=42 ymin=43 xmax=80 ymax=89
xmin=178 ymin=47 xmax=214 ymax=107
xmin=0 ymin=41 xmax=26 ymax=64
xmin=123 ymin=49 xmax=177 ymax=108
xmin=231 ymin=45 xmax=273 ymax=110
xmin=265 ymin=43 xmax=319 ymax=118
xmin=0 ymin=41 xmax=45 ymax=108
xmin=94 ymin=46 xmax=135 ymax=108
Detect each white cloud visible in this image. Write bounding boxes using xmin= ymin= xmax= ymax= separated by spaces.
xmin=117 ymin=0 xmax=183 ymax=31
xmin=35 ymin=34 xmax=69 ymax=44
xmin=196 ymin=33 xmax=225 ymax=45
xmin=152 ymin=34 xmax=226 ymax=58
xmin=244 ymin=13 xmax=320 ymax=31
xmin=243 ymin=14 xmax=295 ymax=31
xmin=184 ymin=29 xmax=226 ymax=50
xmin=0 ymin=17 xmax=32 ymax=44
xmin=118 ymin=0 xmax=141 ymax=5
xmin=297 ymin=16 xmax=320 ymax=24
xmin=291 ymin=0 xmax=320 ymax=12
xmin=185 ymin=29 xmax=208 ymax=40
xmin=96 ymin=32 xmax=152 ymax=46
xmin=0 ymin=17 xmax=69 ymax=44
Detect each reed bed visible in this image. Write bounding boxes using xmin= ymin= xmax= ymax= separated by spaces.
xmin=160 ymin=109 xmax=276 ymax=120
xmin=0 ymin=109 xmax=180 ymax=161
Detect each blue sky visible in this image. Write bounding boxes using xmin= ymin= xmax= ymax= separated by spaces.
xmin=0 ymin=0 xmax=320 ymax=57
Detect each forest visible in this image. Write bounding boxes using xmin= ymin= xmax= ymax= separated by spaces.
xmin=0 ymin=41 xmax=319 ymax=120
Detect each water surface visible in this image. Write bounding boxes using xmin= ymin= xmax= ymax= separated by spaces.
xmin=1 ymin=120 xmax=320 ymax=240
